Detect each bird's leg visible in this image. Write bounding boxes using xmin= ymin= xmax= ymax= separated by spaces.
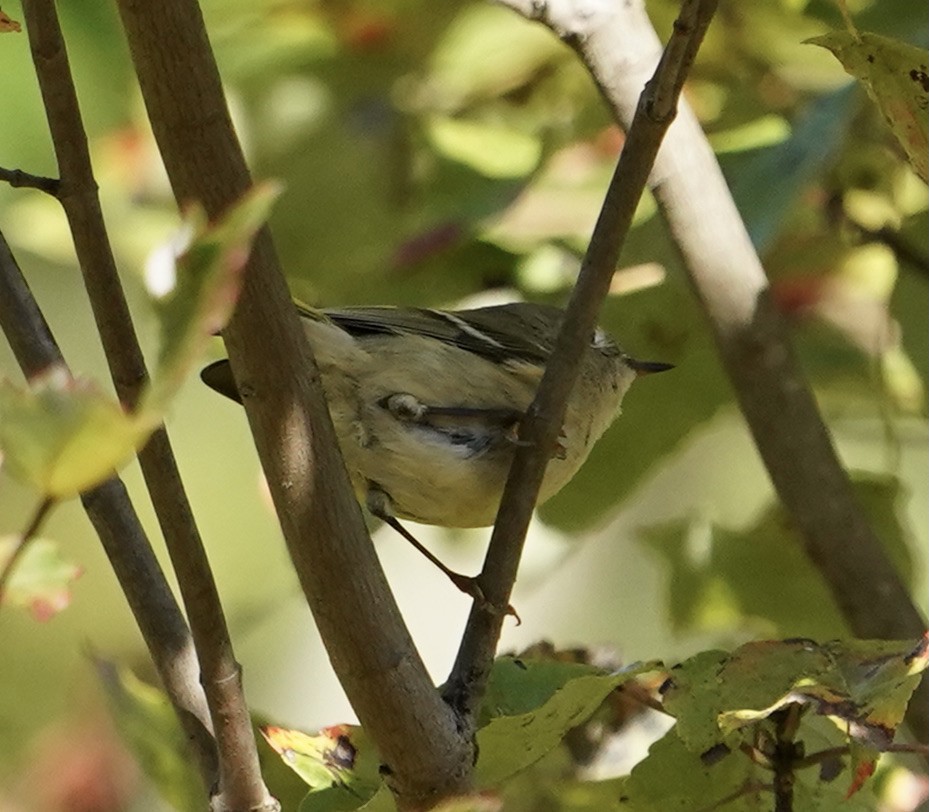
xmin=366 ymin=486 xmax=482 ymax=598
xmin=366 ymin=487 xmax=518 ymax=621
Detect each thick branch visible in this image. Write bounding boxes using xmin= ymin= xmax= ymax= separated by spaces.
xmin=112 ymin=0 xmax=472 ymax=806
xmin=444 ymin=0 xmax=719 ymax=726
xmin=0 ymin=226 xmax=217 ymax=792
xmin=19 ymin=2 xmax=273 ymax=807
xmin=502 ymin=0 xmax=927 ymax=740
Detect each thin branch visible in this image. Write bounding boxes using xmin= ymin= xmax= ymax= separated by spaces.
xmin=771 ymin=706 xmax=800 ymax=812
xmin=0 ymin=225 xmax=218 ymax=792
xmin=112 ymin=0 xmax=473 ymax=806
xmin=501 ymin=0 xmax=928 ymax=742
xmin=0 ymin=497 xmax=55 ymax=607
xmin=19 ymin=2 xmax=274 ymax=808
xmin=0 ymin=165 xmax=60 ymax=196
xmin=443 ymin=0 xmax=720 ymax=727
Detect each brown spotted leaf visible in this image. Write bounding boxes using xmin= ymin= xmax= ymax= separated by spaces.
xmin=808 ymin=31 xmax=929 ymax=182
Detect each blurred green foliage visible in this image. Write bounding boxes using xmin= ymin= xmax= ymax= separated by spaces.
xmin=0 ymin=0 xmax=926 ymax=808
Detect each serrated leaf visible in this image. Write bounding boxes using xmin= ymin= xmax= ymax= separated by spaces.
xmin=807 ymin=32 xmax=928 ymax=182
xmin=0 ymin=368 xmax=152 ymax=498
xmin=95 ymin=658 xmax=204 ymax=812
xmin=0 ymin=536 xmax=81 ymax=620
xmin=474 ymin=656 xmax=663 ymax=787
xmin=142 ymin=181 xmax=281 ymax=417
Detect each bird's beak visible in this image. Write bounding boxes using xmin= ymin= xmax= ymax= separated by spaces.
xmin=626 ymin=358 xmax=675 ymax=376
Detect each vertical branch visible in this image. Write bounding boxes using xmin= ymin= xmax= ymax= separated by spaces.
xmin=112 ymin=0 xmax=473 ymax=806
xmin=19 ymin=1 xmax=275 ymax=808
xmin=444 ymin=0 xmax=720 ymax=726
xmin=0 ymin=227 xmax=218 ymax=792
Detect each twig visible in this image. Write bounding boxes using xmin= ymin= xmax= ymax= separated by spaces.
xmin=0 ymin=225 xmax=218 ymax=791
xmin=443 ymin=0 xmax=720 ymax=728
xmin=500 ymin=0 xmax=928 ymax=742
xmin=770 ymin=705 xmax=801 ymax=812
xmin=0 ymin=497 xmax=55 ymax=608
xmin=0 ymin=165 xmax=60 ymax=196
xmin=19 ymin=2 xmax=275 ymax=808
xmin=112 ymin=0 xmax=473 ymax=806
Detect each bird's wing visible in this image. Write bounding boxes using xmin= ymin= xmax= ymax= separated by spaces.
xmin=318 ymin=303 xmax=560 ymax=365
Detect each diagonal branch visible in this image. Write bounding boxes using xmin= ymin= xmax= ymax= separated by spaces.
xmin=443 ymin=0 xmax=720 ymax=727
xmin=499 ymin=0 xmax=928 ymax=741
xmin=0 ymin=226 xmax=218 ymax=792
xmin=19 ymin=1 xmax=274 ymax=807
xmin=112 ymin=0 xmax=473 ymax=806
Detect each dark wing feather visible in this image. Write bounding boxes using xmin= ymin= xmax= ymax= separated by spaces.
xmin=318 ymin=302 xmax=562 ymax=365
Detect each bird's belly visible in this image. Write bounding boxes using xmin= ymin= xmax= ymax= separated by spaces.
xmin=353 ymin=416 xmax=512 ymax=527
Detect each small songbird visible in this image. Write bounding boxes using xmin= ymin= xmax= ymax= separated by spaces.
xmin=201 ymin=302 xmax=671 ymax=589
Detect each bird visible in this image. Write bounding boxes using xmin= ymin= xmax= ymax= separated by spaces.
xmin=201 ymin=301 xmax=672 ymax=594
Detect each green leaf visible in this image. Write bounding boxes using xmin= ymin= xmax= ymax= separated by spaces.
xmin=347 ymin=786 xmax=394 ymax=812
xmin=425 ymin=4 xmax=566 ymax=109
xmin=618 ymin=726 xmax=761 ymax=812
xmin=641 ymin=512 xmax=845 ymax=638
xmin=0 ymin=185 xmax=279 ymax=500
xmin=261 ymin=723 xmax=380 ymax=809
xmin=640 ymin=475 xmax=916 ymax=638
xmin=474 ymin=655 xmax=663 ymax=787
xmin=426 ymin=116 xmax=541 ymax=179
xmin=95 ymin=658 xmax=204 ymax=812
xmin=0 ymin=367 xmax=151 ymax=498
xmin=142 ymin=180 xmax=282 ymax=417
xmin=0 ymin=536 xmax=81 ymax=619
xmin=807 ymin=31 xmax=929 ymax=183
xmin=659 ymin=637 xmax=928 ymax=797
xmin=618 ymin=719 xmax=879 ymax=811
